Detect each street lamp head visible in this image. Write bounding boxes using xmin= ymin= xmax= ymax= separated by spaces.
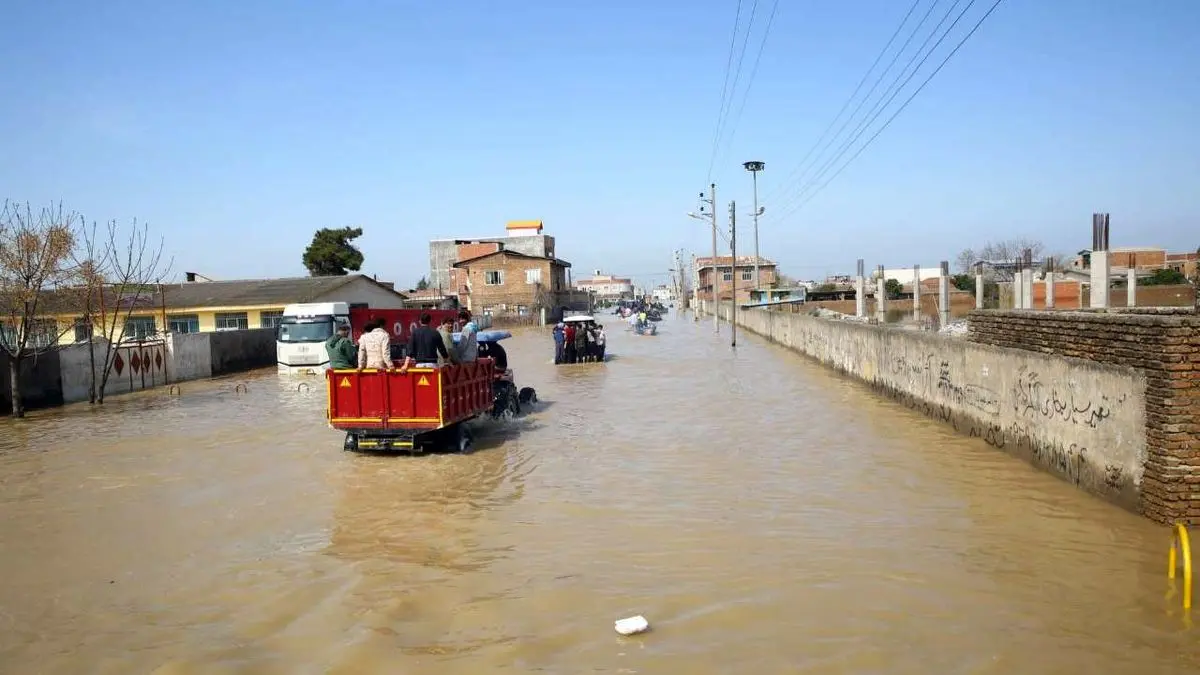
xmin=743 ymin=161 xmax=765 ymax=172
xmin=687 ymin=211 xmax=704 ymax=220
xmin=755 ymin=206 xmax=765 ymax=216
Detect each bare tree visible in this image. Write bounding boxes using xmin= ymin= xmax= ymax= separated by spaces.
xmin=0 ymin=201 xmax=83 ymax=418
xmin=954 ymin=248 xmax=977 ymax=274
xmin=81 ymin=218 xmax=171 ymax=404
xmin=70 ymin=219 xmax=111 ymax=404
xmin=956 ymin=239 xmax=1047 ymax=282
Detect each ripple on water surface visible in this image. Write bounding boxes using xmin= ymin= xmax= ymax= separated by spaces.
xmin=0 ymin=315 xmax=1197 ymax=674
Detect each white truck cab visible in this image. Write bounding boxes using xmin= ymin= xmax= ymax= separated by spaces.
xmin=276 ymin=302 xmax=350 ymax=375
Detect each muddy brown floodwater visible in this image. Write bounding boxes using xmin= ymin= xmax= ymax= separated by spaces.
xmin=1 ymin=313 xmax=1198 ymax=674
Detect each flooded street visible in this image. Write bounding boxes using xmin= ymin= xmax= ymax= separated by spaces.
xmin=1 ymin=313 xmax=1197 ymax=674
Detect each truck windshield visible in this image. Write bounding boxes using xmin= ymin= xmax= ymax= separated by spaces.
xmin=278 ymin=317 xmax=335 ymax=343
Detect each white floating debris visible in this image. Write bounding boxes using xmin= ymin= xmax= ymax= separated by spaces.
xmin=614 ymin=615 xmax=650 ymax=636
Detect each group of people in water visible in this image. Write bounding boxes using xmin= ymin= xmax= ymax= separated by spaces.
xmin=552 ymin=321 xmax=605 ymax=364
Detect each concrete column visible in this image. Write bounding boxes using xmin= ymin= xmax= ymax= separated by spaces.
xmin=938 ymin=261 xmax=950 ymax=328
xmin=1090 ymin=251 xmax=1110 ymax=308
xmin=1022 ymin=268 xmax=1035 ymax=309
xmin=1013 ymin=276 xmax=1023 ymax=310
xmin=855 ymin=259 xmax=865 ymax=318
xmin=975 ymin=273 xmax=984 ymax=309
xmin=1045 ymin=271 xmax=1055 ymax=309
xmin=912 ymin=265 xmax=921 ymax=321
xmin=1126 ymin=267 xmax=1137 ymax=307
xmin=875 ymin=265 xmax=887 ymax=322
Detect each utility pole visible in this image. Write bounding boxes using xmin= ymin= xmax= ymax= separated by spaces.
xmin=705 ymin=183 xmax=715 ymax=331
xmin=692 ymin=253 xmax=699 ymax=321
xmin=729 ymin=199 xmax=737 ymax=348
xmin=700 ymin=184 xmax=719 ymax=333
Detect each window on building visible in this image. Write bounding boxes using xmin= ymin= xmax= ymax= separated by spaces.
xmin=259 ymin=310 xmax=284 ymax=329
xmin=215 ymin=312 xmax=249 ymax=331
xmin=123 ymin=317 xmax=157 ymax=341
xmin=485 ymin=270 xmax=503 ymax=285
xmin=722 ymin=268 xmax=733 ymax=281
xmin=0 ymin=320 xmax=58 ymax=349
xmin=168 ymin=314 xmax=200 ymax=333
xmin=525 ymin=268 xmax=542 ymax=284
xmin=741 ymin=268 xmax=753 ymax=281
xmin=74 ymin=318 xmax=93 ymax=343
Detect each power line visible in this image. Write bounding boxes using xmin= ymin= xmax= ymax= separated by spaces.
xmin=705 ymin=0 xmax=745 ymax=185
xmin=773 ymin=0 xmax=1006 ymax=222
xmin=712 ymin=0 xmax=782 ymax=173
xmin=760 ymin=0 xmax=926 ymax=204
xmin=776 ymin=0 xmax=971 ymax=215
xmin=710 ymin=0 xmax=761 ymax=176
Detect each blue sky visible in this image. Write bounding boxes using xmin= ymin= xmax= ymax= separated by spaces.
xmin=2 ymin=0 xmax=1197 ymax=289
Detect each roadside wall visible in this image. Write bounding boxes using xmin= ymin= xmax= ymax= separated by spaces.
xmin=969 ymin=309 xmax=1200 ymax=523
xmin=168 ymin=332 xmax=212 ymax=381
xmin=9 ymin=328 xmax=276 ymax=412
xmin=701 ymin=301 xmax=1149 ymax=513
xmin=58 ymin=339 xmax=170 ymax=403
xmin=208 ymin=328 xmax=276 ymax=376
xmin=0 ymin=351 xmax=63 ymax=415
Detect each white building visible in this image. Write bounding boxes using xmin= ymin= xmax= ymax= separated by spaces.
xmin=651 ymin=285 xmax=676 ymax=303
xmin=574 ymin=271 xmax=634 ymax=300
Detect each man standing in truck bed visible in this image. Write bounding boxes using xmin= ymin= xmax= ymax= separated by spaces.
xmin=325 ymin=323 xmax=355 ymax=369
xmin=399 ymin=312 xmax=450 ymax=372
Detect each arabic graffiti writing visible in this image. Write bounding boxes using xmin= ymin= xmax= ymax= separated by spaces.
xmin=1011 ymin=366 xmax=1123 ymax=428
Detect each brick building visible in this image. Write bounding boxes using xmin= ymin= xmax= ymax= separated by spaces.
xmin=1166 ymin=251 xmax=1199 ymax=280
xmin=428 ymin=221 xmax=556 ymax=291
xmin=452 ymin=249 xmax=584 ymax=321
xmin=696 ymin=256 xmax=777 ymax=304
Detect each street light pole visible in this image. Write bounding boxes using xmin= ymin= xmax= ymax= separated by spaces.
xmin=743 ymin=161 xmax=765 ymax=291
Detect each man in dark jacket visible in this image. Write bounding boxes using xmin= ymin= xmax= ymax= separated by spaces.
xmin=399 ymin=312 xmax=449 ymax=372
xmin=325 ymin=324 xmax=355 ymax=369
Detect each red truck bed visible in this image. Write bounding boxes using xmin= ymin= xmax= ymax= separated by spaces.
xmin=326 ymin=359 xmax=494 ymax=433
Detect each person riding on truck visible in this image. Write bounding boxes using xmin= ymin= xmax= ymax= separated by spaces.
xmin=456 ymin=310 xmax=479 ymax=362
xmin=437 ymin=316 xmax=459 ymax=366
xmin=357 ymin=318 xmax=391 ymax=370
xmin=325 ymin=323 xmax=355 ymax=369
xmin=398 ymin=312 xmax=449 ymax=373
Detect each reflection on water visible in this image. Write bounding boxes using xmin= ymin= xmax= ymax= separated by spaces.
xmin=0 ymin=313 xmax=1197 ymax=674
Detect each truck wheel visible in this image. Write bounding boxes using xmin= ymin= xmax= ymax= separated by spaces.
xmin=343 ymin=433 xmax=358 ymax=452
xmin=457 ymin=425 xmax=473 ymax=453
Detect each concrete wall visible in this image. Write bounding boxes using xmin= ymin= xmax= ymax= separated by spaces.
xmin=208 ymin=328 xmax=277 ymax=376
xmin=701 ymin=301 xmax=1149 ymax=513
xmin=168 ymin=332 xmax=212 ymax=381
xmin=59 ymin=339 xmax=171 ymax=403
xmin=969 ymin=309 xmax=1200 ymax=523
xmin=0 ymin=351 xmax=63 ymax=414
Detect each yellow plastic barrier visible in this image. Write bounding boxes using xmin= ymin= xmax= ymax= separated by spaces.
xmin=1168 ymin=523 xmax=1193 ymax=610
